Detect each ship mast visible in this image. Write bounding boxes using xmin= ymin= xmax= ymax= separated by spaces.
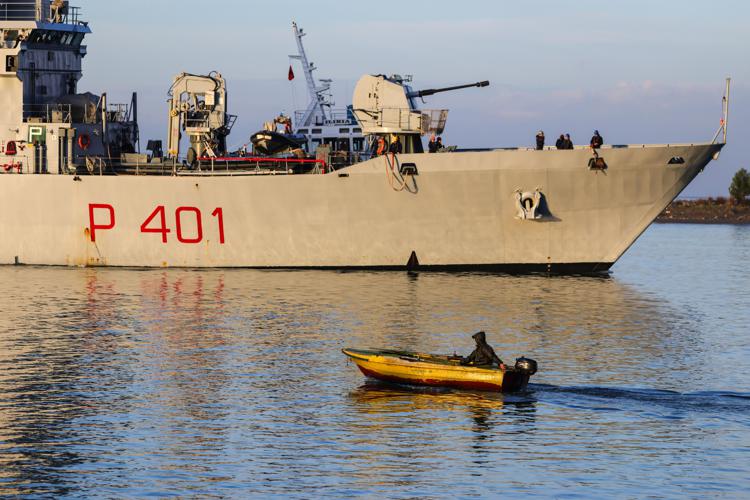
xmin=290 ymin=21 xmax=332 ymax=128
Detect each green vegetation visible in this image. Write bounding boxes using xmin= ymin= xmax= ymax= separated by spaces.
xmin=729 ymin=168 xmax=750 ymax=204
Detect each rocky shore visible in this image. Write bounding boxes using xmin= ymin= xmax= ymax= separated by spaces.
xmin=657 ymin=199 xmax=750 ymax=225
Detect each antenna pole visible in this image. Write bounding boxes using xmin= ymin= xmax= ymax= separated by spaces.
xmin=711 ymin=77 xmax=731 ymax=145
xmin=723 ymin=77 xmax=730 ymax=144
xmin=290 ymin=22 xmax=331 ymax=127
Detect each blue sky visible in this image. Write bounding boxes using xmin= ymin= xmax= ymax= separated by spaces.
xmin=78 ymin=0 xmax=749 ymax=196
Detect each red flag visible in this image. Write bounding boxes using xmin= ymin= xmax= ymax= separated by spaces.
xmin=288 ymin=65 xmax=295 ymax=81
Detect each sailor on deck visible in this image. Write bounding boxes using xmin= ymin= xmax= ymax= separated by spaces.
xmin=536 ymin=131 xmax=545 ymax=150
xmin=428 ymin=134 xmax=438 ymax=153
xmin=374 ymin=136 xmax=387 ymax=156
xmin=389 ymin=136 xmax=403 ymax=155
xmin=590 ymin=130 xmax=604 ymax=149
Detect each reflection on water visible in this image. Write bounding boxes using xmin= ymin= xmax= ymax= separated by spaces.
xmin=0 ymin=224 xmax=748 ymax=497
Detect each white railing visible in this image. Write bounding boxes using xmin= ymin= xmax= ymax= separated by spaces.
xmin=0 ymin=2 xmax=81 ymax=23
xmin=23 ymin=103 xmax=72 ymax=123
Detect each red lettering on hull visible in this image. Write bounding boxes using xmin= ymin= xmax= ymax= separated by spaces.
xmin=88 ymin=204 xmax=116 ymax=242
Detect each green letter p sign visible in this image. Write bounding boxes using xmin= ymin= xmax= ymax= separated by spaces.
xmin=28 ymin=126 xmax=46 ymax=145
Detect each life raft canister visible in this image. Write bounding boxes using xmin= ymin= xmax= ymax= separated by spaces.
xmin=5 ymin=141 xmax=17 ymax=156
xmin=77 ymin=134 xmax=91 ymax=151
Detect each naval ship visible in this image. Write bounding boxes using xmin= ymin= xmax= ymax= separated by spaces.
xmin=0 ymin=3 xmax=730 ymax=271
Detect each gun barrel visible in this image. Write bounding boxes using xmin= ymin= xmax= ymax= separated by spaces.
xmin=408 ymin=80 xmax=489 ymax=99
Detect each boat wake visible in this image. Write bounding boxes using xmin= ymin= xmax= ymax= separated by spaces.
xmin=530 ymin=383 xmax=750 ymax=416
xmin=350 ymin=380 xmax=750 ymax=418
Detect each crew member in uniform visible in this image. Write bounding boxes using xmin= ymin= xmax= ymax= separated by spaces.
xmin=428 ymin=134 xmax=438 ymax=153
xmin=389 ymin=136 xmax=403 ymax=155
xmin=590 ymin=130 xmax=604 ymax=149
xmin=375 ymin=136 xmax=387 ymax=156
xmin=536 ymin=131 xmax=545 ymax=150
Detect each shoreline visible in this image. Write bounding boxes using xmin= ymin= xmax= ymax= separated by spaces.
xmin=656 ymin=199 xmax=750 ymax=225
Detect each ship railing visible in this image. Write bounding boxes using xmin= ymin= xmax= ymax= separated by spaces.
xmin=23 ymin=103 xmax=72 ymax=124
xmin=0 ymin=2 xmax=81 ymax=23
xmin=188 ymin=156 xmax=329 ymax=176
xmin=0 ymin=2 xmax=35 ymax=21
xmin=106 ymin=103 xmax=131 ymax=123
xmin=46 ymin=4 xmax=83 ymax=24
xmin=54 ymin=5 xmax=83 ymax=25
xmin=327 ymin=151 xmax=372 ymax=169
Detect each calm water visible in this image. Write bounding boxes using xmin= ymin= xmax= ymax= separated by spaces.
xmin=0 ymin=224 xmax=748 ymax=498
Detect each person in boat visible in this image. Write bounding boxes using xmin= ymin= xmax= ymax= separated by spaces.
xmin=590 ymin=130 xmax=604 ymax=149
xmin=462 ymin=331 xmax=505 ymax=368
xmin=556 ymin=134 xmax=566 ymax=150
xmin=535 ymin=131 xmax=545 ymax=150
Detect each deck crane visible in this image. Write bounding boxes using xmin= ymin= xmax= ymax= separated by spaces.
xmin=166 ymin=72 xmax=236 ymax=164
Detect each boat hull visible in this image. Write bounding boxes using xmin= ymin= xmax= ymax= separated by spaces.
xmin=0 ymin=144 xmax=721 ymax=269
xmin=343 ymin=349 xmax=531 ymax=393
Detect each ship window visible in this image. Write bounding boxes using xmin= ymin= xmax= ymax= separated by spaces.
xmin=5 ymin=56 xmax=17 ymax=72
xmin=353 ymin=138 xmax=364 ymax=152
xmin=47 ymin=32 xmax=63 ymax=44
xmin=353 ymin=128 xmax=362 ymax=133
xmin=298 ymin=129 xmax=308 ymax=134
xmin=339 ymin=128 xmax=350 ymax=133
xmin=312 ymin=129 xmax=322 ymax=134
xmin=47 ymin=51 xmax=54 ymax=61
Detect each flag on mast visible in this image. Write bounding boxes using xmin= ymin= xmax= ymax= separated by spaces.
xmin=288 ymin=65 xmax=295 ymax=81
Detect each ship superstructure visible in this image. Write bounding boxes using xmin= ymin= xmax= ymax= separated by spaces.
xmin=0 ymin=8 xmax=731 ymax=272
xmin=0 ymin=0 xmax=138 ymax=175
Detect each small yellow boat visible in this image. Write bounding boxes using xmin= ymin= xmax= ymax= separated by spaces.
xmin=343 ymin=349 xmax=537 ymax=393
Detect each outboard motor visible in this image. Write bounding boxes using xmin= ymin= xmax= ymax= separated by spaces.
xmin=515 ymin=357 xmax=538 ymax=376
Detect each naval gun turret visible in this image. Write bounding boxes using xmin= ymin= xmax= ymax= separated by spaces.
xmin=406 ymin=81 xmax=490 ymax=100
xmin=352 ymin=75 xmax=489 ymax=149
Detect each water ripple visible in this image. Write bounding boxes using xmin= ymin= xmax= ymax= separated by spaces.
xmin=0 ymin=225 xmax=748 ymax=498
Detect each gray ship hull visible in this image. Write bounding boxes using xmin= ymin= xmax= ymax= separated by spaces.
xmin=0 ymin=143 xmax=721 ymax=271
